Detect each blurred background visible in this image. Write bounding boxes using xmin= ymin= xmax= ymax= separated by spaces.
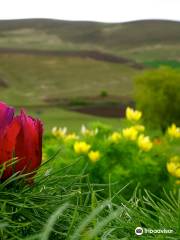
xmin=0 ymin=0 xmax=180 ymax=132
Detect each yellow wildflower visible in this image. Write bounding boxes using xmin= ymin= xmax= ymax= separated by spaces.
xmin=81 ymin=125 xmax=98 ymax=136
xmin=109 ymin=132 xmax=122 ymax=144
xmin=175 ymin=168 xmax=180 ymax=178
xmin=138 ymin=134 xmax=153 ymax=152
xmin=167 ymin=156 xmax=180 ymax=178
xmin=167 ymin=162 xmax=177 ymax=175
xmin=167 ymin=124 xmax=180 ymax=138
xmin=52 ymin=126 xmax=58 ymax=137
xmin=88 ymin=150 xmax=101 ymax=163
xmin=133 ymin=125 xmax=145 ymax=132
xmin=74 ymin=141 xmax=91 ymax=154
xmin=65 ymin=133 xmax=79 ymax=142
xmin=126 ymin=107 xmax=142 ymax=121
xmin=52 ymin=127 xmax=67 ymax=138
xmin=122 ymin=127 xmax=138 ymax=141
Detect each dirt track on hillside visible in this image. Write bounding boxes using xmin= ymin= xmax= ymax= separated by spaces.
xmin=73 ymin=103 xmax=135 ymax=118
xmin=0 ymin=48 xmax=144 ymax=69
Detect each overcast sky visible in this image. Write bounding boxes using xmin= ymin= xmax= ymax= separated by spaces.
xmin=0 ymin=0 xmax=180 ymax=23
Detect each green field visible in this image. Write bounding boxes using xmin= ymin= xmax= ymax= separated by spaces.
xmin=26 ymin=106 xmax=124 ymax=132
xmin=0 ymin=53 xmax=137 ymax=105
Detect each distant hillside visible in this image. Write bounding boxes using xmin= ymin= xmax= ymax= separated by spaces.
xmin=0 ymin=19 xmax=180 ymax=61
xmin=0 ymin=19 xmax=180 ymax=109
xmin=0 ymin=54 xmax=138 ymax=106
xmin=0 ymin=48 xmax=143 ymax=69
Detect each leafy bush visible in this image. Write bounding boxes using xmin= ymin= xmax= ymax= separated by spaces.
xmin=135 ymin=67 xmax=180 ymax=129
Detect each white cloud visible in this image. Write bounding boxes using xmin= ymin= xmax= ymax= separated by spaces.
xmin=0 ymin=0 xmax=180 ymax=22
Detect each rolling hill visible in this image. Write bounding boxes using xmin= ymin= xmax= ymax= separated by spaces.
xmin=0 ymin=19 xmax=180 ymax=61
xmin=0 ymin=18 xmax=179 ymax=125
xmin=0 ymin=53 xmax=138 ymax=106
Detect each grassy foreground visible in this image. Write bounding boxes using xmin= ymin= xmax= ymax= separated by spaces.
xmin=1 ymin=107 xmax=180 ymax=239
xmin=1 ymin=171 xmax=179 ymax=240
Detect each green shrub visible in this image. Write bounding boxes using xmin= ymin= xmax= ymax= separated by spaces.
xmin=100 ymin=90 xmax=108 ymax=97
xmin=135 ymin=67 xmax=180 ymax=129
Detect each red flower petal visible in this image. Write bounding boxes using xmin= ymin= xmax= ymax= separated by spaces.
xmin=0 ymin=102 xmax=17 ymax=179
xmin=15 ymin=110 xmax=43 ymax=175
xmin=0 ymin=117 xmax=20 ymax=179
xmin=0 ymin=102 xmax=14 ymax=133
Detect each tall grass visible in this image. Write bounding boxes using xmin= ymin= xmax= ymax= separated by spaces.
xmin=0 ymin=159 xmax=179 ymax=239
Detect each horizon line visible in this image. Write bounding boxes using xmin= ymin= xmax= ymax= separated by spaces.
xmin=0 ymin=17 xmax=180 ymax=24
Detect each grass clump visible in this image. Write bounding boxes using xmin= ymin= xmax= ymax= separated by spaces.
xmin=0 ymin=166 xmax=179 ymax=239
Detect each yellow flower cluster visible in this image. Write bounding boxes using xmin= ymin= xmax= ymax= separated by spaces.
xmin=81 ymin=125 xmax=98 ymax=137
xmin=74 ymin=141 xmax=101 ymax=163
xmin=52 ymin=126 xmax=79 ymax=142
xmin=88 ymin=150 xmax=101 ymax=163
xmin=138 ymin=134 xmax=153 ymax=152
xmin=122 ymin=127 xmax=138 ymax=141
xmin=167 ymin=156 xmax=180 ymax=178
xmin=108 ymin=127 xmax=152 ymax=152
xmin=65 ymin=133 xmax=79 ymax=142
xmin=52 ymin=127 xmax=67 ymax=138
xmin=133 ymin=125 xmax=145 ymax=132
xmin=124 ymin=107 xmax=152 ymax=151
xmin=52 ymin=107 xmax=152 ymax=161
xmin=74 ymin=141 xmax=91 ymax=154
xmin=167 ymin=124 xmax=180 ymax=139
xmin=126 ymin=107 xmax=142 ymax=122
xmin=109 ymin=132 xmax=122 ymax=144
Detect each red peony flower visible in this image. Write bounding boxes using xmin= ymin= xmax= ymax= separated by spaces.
xmin=0 ymin=102 xmax=43 ymax=181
